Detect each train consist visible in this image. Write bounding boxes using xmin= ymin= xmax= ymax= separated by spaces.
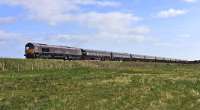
xmin=25 ymin=42 xmax=190 ymax=63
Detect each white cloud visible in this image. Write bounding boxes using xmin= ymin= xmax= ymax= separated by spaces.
xmin=0 ymin=0 xmax=78 ymax=25
xmin=0 ymin=0 xmax=150 ymax=46
xmin=156 ymin=8 xmax=188 ymax=18
xmin=0 ymin=17 xmax=17 ymax=24
xmin=0 ymin=30 xmax=34 ymax=45
xmin=0 ymin=30 xmax=34 ymax=58
xmin=0 ymin=0 xmax=122 ymax=25
xmin=0 ymin=30 xmax=18 ymax=38
xmin=181 ymin=0 xmax=197 ymax=3
xmin=74 ymin=0 xmax=121 ymax=7
xmin=0 ymin=30 xmax=19 ymax=44
xmin=178 ymin=34 xmax=191 ymax=38
xmin=45 ymin=33 xmax=147 ymax=50
xmin=77 ymin=12 xmax=144 ymax=34
xmin=44 ymin=12 xmax=150 ymax=45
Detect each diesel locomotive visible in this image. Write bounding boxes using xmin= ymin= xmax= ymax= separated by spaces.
xmin=25 ymin=42 xmax=189 ymax=63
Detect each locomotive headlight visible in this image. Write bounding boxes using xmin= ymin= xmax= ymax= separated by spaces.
xmin=25 ymin=47 xmax=29 ymax=51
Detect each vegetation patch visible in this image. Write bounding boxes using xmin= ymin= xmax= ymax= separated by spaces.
xmin=0 ymin=58 xmax=200 ymax=110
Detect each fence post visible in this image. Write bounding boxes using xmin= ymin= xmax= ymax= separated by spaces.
xmin=38 ymin=62 xmax=40 ymax=71
xmin=31 ymin=63 xmax=34 ymax=71
xmin=2 ymin=63 xmax=5 ymax=72
xmin=17 ymin=64 xmax=20 ymax=72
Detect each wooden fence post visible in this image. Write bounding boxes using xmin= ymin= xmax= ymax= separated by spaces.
xmin=2 ymin=63 xmax=5 ymax=72
xmin=38 ymin=63 xmax=40 ymax=71
xmin=17 ymin=64 xmax=20 ymax=72
xmin=31 ymin=63 xmax=34 ymax=71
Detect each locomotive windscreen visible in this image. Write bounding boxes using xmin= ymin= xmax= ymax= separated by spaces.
xmin=25 ymin=43 xmax=34 ymax=50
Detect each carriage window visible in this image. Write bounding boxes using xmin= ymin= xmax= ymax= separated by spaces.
xmin=42 ymin=48 xmax=50 ymax=52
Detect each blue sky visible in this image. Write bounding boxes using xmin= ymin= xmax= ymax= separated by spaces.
xmin=0 ymin=0 xmax=199 ymax=60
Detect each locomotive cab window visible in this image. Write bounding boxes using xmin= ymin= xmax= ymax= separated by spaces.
xmin=25 ymin=43 xmax=34 ymax=49
xmin=25 ymin=43 xmax=34 ymax=50
xmin=42 ymin=48 xmax=50 ymax=52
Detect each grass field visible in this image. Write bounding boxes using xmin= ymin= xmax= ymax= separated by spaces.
xmin=0 ymin=58 xmax=200 ymax=110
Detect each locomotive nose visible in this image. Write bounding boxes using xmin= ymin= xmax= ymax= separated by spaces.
xmin=26 ymin=48 xmax=34 ymax=54
xmin=25 ymin=43 xmax=35 ymax=58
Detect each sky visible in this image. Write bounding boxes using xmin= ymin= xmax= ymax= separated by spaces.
xmin=0 ymin=0 xmax=199 ymax=60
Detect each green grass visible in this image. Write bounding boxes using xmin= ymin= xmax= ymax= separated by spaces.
xmin=1 ymin=58 xmax=200 ymax=110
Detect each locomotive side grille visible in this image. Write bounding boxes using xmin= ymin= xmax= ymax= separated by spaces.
xmin=42 ymin=48 xmax=50 ymax=52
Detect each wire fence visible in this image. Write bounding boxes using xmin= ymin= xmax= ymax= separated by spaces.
xmin=0 ymin=58 xmax=192 ymax=73
xmin=0 ymin=59 xmax=76 ymax=72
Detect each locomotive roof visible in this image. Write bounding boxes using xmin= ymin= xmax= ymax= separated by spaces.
xmin=27 ymin=42 xmax=80 ymax=49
